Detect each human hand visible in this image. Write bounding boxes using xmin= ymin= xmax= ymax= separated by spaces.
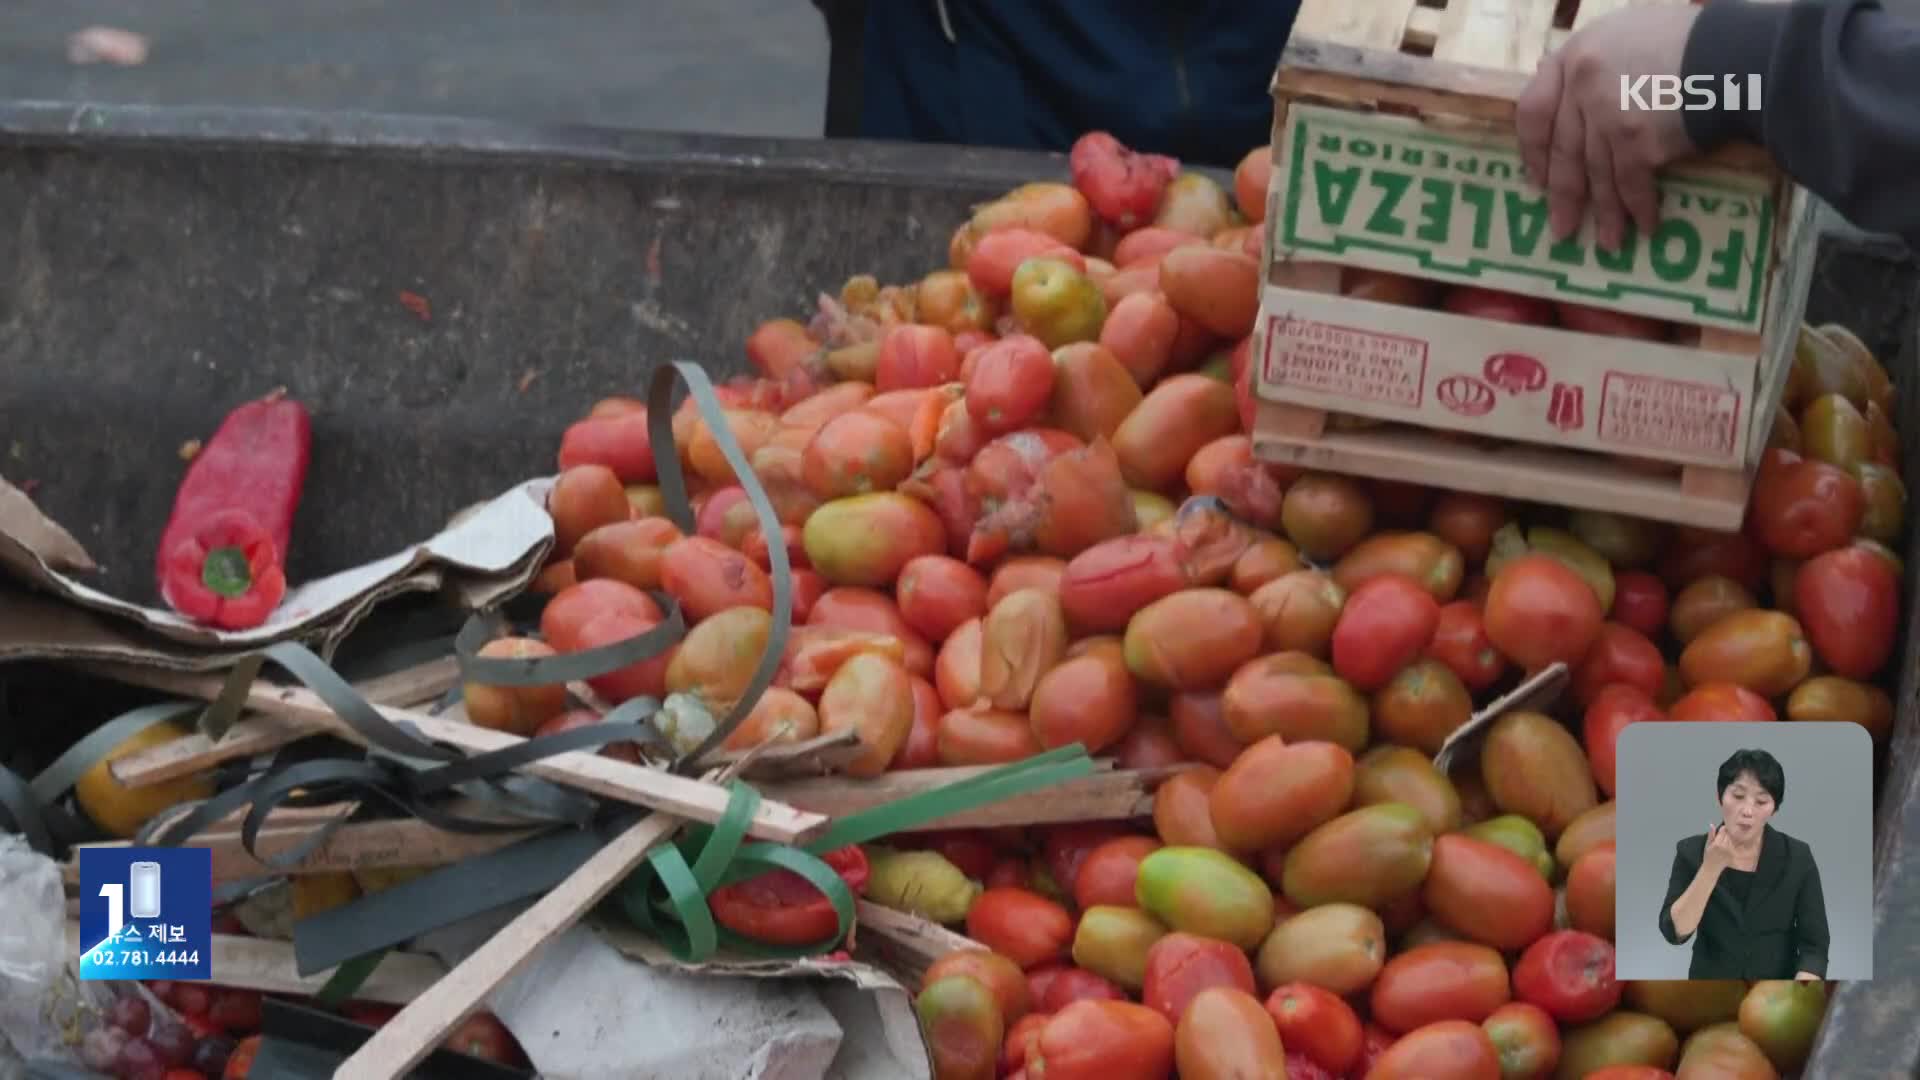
xmin=1701 ymin=823 xmax=1737 ymax=873
xmin=1515 ymin=5 xmax=1704 ymax=251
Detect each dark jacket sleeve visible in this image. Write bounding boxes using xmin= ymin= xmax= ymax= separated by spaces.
xmin=1682 ymin=0 xmax=1920 ymax=247
xmin=1793 ymin=840 xmax=1832 ymax=976
xmin=1659 ymin=838 xmax=1698 ymax=945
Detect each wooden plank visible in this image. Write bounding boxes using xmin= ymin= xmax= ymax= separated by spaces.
xmin=1433 ymin=0 xmax=1556 ymax=71
xmin=853 ymin=901 xmax=984 ymax=986
xmin=63 ymin=922 xmax=444 ymax=1005
xmin=69 ymin=817 xmax=539 ymax=884
xmin=86 ymin=663 xmax=828 ymax=846
xmin=1251 ymin=405 xmax=1751 ymax=530
xmin=760 ymin=763 xmax=1175 ymax=831
xmin=109 ymin=656 xmax=463 ymax=788
xmin=1292 ymin=0 xmax=1423 ymax=49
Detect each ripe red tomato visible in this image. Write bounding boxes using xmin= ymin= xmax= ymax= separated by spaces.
xmin=1073 ymin=835 xmax=1163 ymax=910
xmin=1330 ymin=574 xmax=1443 ymax=692
xmin=1668 ymin=682 xmax=1777 ymax=723
xmin=707 ymin=844 xmax=870 ymax=946
xmin=1041 ymin=823 xmax=1135 ymax=908
xmin=1571 ymin=623 xmax=1666 ymax=706
xmin=1264 ymin=983 xmax=1363 ymax=1073
xmin=906 ymin=830 xmax=998 ymax=881
xmin=1794 ymin=546 xmax=1899 ymax=678
xmin=442 ymin=1012 xmax=523 ymax=1065
xmin=1750 ymin=459 xmax=1866 ymax=558
xmin=1584 ymin=684 xmax=1663 ymax=797
xmin=1610 ymin=570 xmax=1670 ymax=639
xmin=1034 ymin=966 xmax=1128 ymax=1012
xmin=1027 ymin=999 xmax=1176 ymax=1080
xmin=1657 ymin=528 xmax=1769 ymax=592
xmin=1069 ymin=132 xmax=1180 ymax=230
xmin=1484 ymin=554 xmax=1604 ymax=671
xmin=1002 ymin=1012 xmax=1051 ymax=1075
xmin=1512 ymin=930 xmax=1620 ymax=1023
xmin=966 ymin=888 xmax=1074 ymax=969
xmin=1424 ymin=600 xmax=1508 ymax=692
xmin=1443 ymin=286 xmax=1556 ymax=325
xmin=1140 ymin=932 xmax=1258 ymax=1024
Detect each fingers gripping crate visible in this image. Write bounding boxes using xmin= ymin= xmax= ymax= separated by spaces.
xmin=1251 ymin=0 xmax=1815 ymax=531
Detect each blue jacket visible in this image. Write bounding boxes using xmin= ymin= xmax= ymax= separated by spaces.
xmin=857 ymin=0 xmax=1304 ymax=168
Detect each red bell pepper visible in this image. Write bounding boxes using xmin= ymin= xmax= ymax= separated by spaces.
xmin=155 ymin=389 xmax=310 ymax=629
xmin=707 ymin=844 xmax=870 ymax=947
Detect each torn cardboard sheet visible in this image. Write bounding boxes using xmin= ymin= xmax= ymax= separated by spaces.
xmin=0 ymin=475 xmax=555 ymax=669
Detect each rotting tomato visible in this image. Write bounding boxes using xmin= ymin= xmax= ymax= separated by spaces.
xmin=966 ymin=887 xmax=1074 ymax=970
xmin=894 ymin=554 xmax=989 ymax=644
xmin=707 ymin=844 xmax=869 ymax=947
xmin=968 ymin=334 xmax=1057 ymax=435
xmin=1329 ymin=573 xmax=1442 ymax=692
xmin=1070 ymin=131 xmax=1180 ymax=230
xmin=1040 ymin=822 xmax=1134 ymax=908
xmin=1794 ymin=545 xmax=1898 ymax=679
xmin=917 ymin=974 xmax=1004 ymax=1080
xmin=1264 ymin=983 xmax=1363 ymax=1074
xmin=924 ymin=949 xmax=1033 ymax=1023
xmin=1484 ymin=554 xmax=1604 ymax=671
xmin=1425 ymin=601 xmax=1507 ymax=692
xmin=1140 ymin=931 xmax=1259 ymax=1025
xmin=1170 ymin=690 xmax=1248 ymax=768
xmin=1512 ymin=930 xmax=1620 ymax=1024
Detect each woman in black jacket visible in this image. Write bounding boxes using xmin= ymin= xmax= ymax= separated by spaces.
xmin=1658 ymin=748 xmax=1830 ymax=981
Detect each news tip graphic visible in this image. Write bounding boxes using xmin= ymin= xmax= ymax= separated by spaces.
xmin=78 ymin=846 xmax=213 ymax=981
xmin=1613 ymin=722 xmax=1874 ymax=982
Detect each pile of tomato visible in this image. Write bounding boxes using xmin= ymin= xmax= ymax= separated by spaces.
xmin=459 ymin=130 xmax=1903 ymax=1080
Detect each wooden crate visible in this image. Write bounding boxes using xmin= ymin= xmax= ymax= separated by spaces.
xmin=1252 ymin=0 xmax=1816 ymax=530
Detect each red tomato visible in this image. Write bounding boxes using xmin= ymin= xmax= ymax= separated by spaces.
xmin=1750 ymin=459 xmax=1866 ymax=559
xmin=1330 ymin=574 xmax=1443 ymax=692
xmin=163 ymin=1071 xmax=205 ymax=1080
xmin=1658 ymin=528 xmax=1769 ymax=592
xmin=1028 ymin=1000 xmax=1176 ymax=1080
xmin=1555 ymin=302 xmax=1670 ymax=340
xmin=1584 ymin=684 xmax=1663 ymax=797
xmin=707 ymin=845 xmax=869 ymax=946
xmin=223 ymin=1036 xmax=261 ymax=1080
xmin=1350 ymin=1023 xmax=1397 ymax=1080
xmin=1283 ymin=1054 xmax=1341 ymax=1080
xmin=1443 ymin=286 xmax=1556 ymax=325
xmin=876 ymin=323 xmax=962 ymax=391
xmin=1041 ymin=823 xmax=1135 ymax=909
xmin=1036 ymin=967 xmax=1129 ymax=1012
xmin=1070 ymin=131 xmax=1181 ymax=230
xmin=1140 ymin=932 xmax=1258 ymax=1024
xmin=1073 ymin=835 xmax=1163 ymax=910
xmin=1668 ymin=683 xmax=1777 ymax=723
xmin=966 ymin=888 xmax=1074 ymax=969
xmin=1370 ymin=941 xmax=1513 ymax=1033
xmin=1424 ymin=600 xmax=1507 ymax=692
xmin=1571 ymin=623 xmax=1666 ymax=706
xmin=1610 ymin=571 xmax=1670 ymax=639
xmin=1480 ymin=1002 xmax=1561 ymax=1080
xmin=1003 ymin=1012 xmax=1052 ymax=1075
xmin=1511 ymin=930 xmax=1620 ymax=1023
xmin=1265 ymin=983 xmax=1364 ymax=1073
xmin=906 ymin=830 xmax=998 ymax=881
xmin=207 ymin=988 xmax=263 ymax=1031
xmin=1795 ymin=546 xmax=1899 ymax=678
xmin=896 ymin=555 xmax=990 ymax=643
xmin=988 ymin=857 xmax=1030 ymax=890
xmin=442 ymin=1012 xmax=523 ymax=1065
xmin=1364 ymin=1019 xmax=1504 ymax=1080
xmin=1483 ymin=554 xmax=1603 ymax=671
xmin=968 ymin=334 xmax=1058 ymax=435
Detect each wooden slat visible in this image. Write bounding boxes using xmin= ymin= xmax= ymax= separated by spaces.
xmin=1433 ymin=0 xmax=1557 ymax=71
xmin=760 ymin=763 xmax=1176 ymax=831
xmin=1292 ymin=0 xmax=1424 ymax=49
xmin=1252 ymin=404 xmax=1753 ymax=530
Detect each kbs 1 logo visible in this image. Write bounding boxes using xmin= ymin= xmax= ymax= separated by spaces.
xmin=1619 ymin=74 xmax=1763 ymax=113
xmin=78 ymin=847 xmax=213 ymax=981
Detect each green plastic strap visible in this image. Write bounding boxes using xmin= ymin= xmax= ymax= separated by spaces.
xmin=615 ymin=746 xmax=1098 ymax=962
xmin=312 ymin=947 xmax=388 ymax=1009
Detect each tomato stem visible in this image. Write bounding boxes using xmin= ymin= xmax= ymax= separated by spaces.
xmin=201 ymin=546 xmax=254 ymax=598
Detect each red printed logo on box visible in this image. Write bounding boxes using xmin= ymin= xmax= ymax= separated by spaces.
xmin=1437 ymin=375 xmax=1497 ymax=417
xmin=1262 ymin=313 xmax=1427 ymax=408
xmin=1484 ymin=353 xmax=1547 ymax=396
xmin=1548 ymin=383 xmax=1587 ymax=432
xmin=1598 ymin=372 xmax=1742 ymax=458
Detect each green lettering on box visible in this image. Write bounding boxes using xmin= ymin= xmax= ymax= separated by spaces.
xmin=1365 ymin=172 xmax=1412 ymax=237
xmin=1276 ymin=104 xmax=1776 ymax=327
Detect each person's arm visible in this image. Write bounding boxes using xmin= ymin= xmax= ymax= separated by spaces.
xmin=1683 ymin=0 xmax=1920 ymax=246
xmin=1661 ymin=839 xmax=1720 ymax=944
xmin=1792 ymin=847 xmax=1831 ymax=979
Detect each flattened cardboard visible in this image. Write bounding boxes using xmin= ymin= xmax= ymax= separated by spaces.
xmin=0 ymin=475 xmax=554 ymax=669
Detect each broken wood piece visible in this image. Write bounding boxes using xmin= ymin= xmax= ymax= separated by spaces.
xmin=88 ymin=661 xmax=828 ymax=845
xmin=329 ymin=763 xmax=749 ymax=1080
xmin=68 ymin=815 xmax=542 ymax=885
xmin=760 ymin=761 xmax=1176 ymax=830
xmin=106 ymin=655 xmax=464 ymax=789
xmin=63 ymin=922 xmax=443 ymax=1004
xmin=708 ymin=728 xmax=865 ymax=779
xmin=853 ymin=900 xmax=983 ymax=984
